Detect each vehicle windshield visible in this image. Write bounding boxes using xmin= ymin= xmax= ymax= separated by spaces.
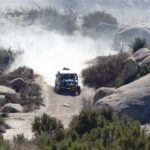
xmin=60 ymin=73 xmax=78 ymax=80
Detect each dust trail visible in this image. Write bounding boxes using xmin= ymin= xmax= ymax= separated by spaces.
xmin=0 ymin=20 xmax=114 ymax=85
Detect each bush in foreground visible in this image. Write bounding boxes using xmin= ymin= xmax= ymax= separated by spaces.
xmin=32 ymin=113 xmax=64 ymax=141
xmin=31 ymin=109 xmax=150 ymax=150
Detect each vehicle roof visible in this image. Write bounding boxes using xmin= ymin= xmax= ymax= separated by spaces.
xmin=57 ymin=68 xmax=77 ymax=74
xmin=58 ymin=70 xmax=77 ymax=74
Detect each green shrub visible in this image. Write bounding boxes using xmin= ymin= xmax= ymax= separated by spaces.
xmin=32 ymin=113 xmax=64 ymax=141
xmin=69 ymin=108 xmax=114 ymax=137
xmin=82 ymin=52 xmax=129 ymax=89
xmin=131 ymin=38 xmax=147 ymax=53
xmin=21 ymin=108 xmax=150 ymax=150
xmin=139 ymin=64 xmax=150 ymax=77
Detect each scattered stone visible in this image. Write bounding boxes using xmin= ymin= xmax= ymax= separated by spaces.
xmin=1 ymin=103 xmax=23 ymax=113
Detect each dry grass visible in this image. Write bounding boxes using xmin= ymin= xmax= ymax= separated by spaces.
xmin=82 ymin=52 xmax=129 ymax=89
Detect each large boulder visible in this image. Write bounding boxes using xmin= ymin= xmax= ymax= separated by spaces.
xmin=0 ymin=86 xmax=16 ymax=95
xmin=122 ymin=57 xmax=138 ymax=83
xmin=133 ymin=48 xmax=150 ymax=65
xmin=142 ymin=55 xmax=150 ymax=65
xmin=9 ymin=78 xmax=26 ymax=92
xmin=121 ymin=48 xmax=150 ymax=83
xmin=94 ymin=74 xmax=150 ymax=124
xmin=93 ymin=87 xmax=116 ymax=104
xmin=1 ymin=103 xmax=23 ymax=113
xmin=95 ymin=23 xmax=118 ymax=37
xmin=114 ymin=24 xmax=150 ymax=48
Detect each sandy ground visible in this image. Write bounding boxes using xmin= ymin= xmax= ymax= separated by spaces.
xmin=3 ymin=77 xmax=95 ymax=140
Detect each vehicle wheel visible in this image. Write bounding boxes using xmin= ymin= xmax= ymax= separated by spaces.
xmin=75 ymin=86 xmax=81 ymax=95
xmin=54 ymin=85 xmax=60 ymax=93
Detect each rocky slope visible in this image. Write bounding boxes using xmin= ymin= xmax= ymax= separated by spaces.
xmin=94 ymin=48 xmax=150 ymax=124
xmin=94 ymin=74 xmax=150 ymax=124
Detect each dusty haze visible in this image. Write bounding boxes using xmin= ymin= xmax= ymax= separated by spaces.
xmin=0 ymin=0 xmax=149 ymax=85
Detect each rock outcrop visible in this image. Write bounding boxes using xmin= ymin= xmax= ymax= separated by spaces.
xmin=9 ymin=78 xmax=26 ymax=92
xmin=0 ymin=86 xmax=16 ymax=95
xmin=93 ymin=87 xmax=116 ymax=104
xmin=1 ymin=103 xmax=23 ymax=113
xmin=94 ymin=74 xmax=150 ymax=124
xmin=122 ymin=48 xmax=150 ymax=82
xmin=122 ymin=57 xmax=138 ymax=82
xmin=114 ymin=24 xmax=150 ymax=48
xmin=133 ymin=48 xmax=150 ymax=65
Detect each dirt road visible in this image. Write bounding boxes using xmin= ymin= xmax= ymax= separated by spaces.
xmin=3 ymin=77 xmax=94 ymax=140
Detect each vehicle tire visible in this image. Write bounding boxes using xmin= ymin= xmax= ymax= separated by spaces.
xmin=54 ymin=85 xmax=60 ymax=93
xmin=75 ymin=86 xmax=81 ymax=95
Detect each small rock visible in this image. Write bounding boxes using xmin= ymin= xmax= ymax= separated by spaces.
xmin=1 ymin=103 xmax=23 ymax=113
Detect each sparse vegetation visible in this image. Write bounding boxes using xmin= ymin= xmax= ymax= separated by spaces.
xmin=131 ymin=38 xmax=147 ymax=53
xmin=30 ymin=108 xmax=150 ymax=150
xmin=0 ymin=109 xmax=149 ymax=150
xmin=82 ymin=11 xmax=118 ymax=29
xmin=32 ymin=113 xmax=64 ymax=141
xmin=82 ymin=52 xmax=129 ymax=89
xmin=5 ymin=7 xmax=77 ymax=33
xmin=138 ymin=64 xmax=150 ymax=77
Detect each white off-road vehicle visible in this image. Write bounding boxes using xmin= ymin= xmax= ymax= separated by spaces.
xmin=54 ymin=68 xmax=81 ymax=95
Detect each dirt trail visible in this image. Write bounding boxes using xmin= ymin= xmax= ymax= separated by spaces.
xmin=3 ymin=77 xmax=94 ymax=140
